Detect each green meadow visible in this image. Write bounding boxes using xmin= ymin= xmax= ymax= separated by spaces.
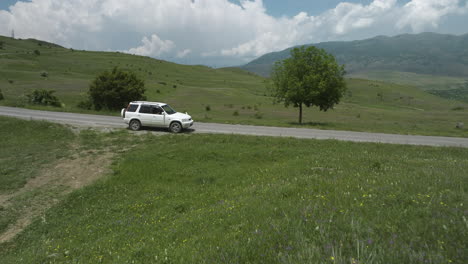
xmin=0 ymin=117 xmax=74 ymax=235
xmin=1 ymin=36 xmax=467 ymax=137
xmin=349 ymin=71 xmax=468 ymax=103
xmin=0 ymin=117 xmax=467 ymax=263
xmin=349 ymin=71 xmax=468 ymax=91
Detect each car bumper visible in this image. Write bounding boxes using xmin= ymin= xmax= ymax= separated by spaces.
xmin=182 ymin=120 xmax=194 ymax=128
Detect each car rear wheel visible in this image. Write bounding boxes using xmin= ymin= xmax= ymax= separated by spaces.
xmin=169 ymin=122 xmax=182 ymax=133
xmin=129 ymin=120 xmax=141 ymax=131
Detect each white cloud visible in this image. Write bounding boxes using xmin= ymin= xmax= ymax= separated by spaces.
xmin=331 ymin=0 xmax=397 ymax=34
xmin=397 ymin=0 xmax=468 ymax=31
xmin=127 ymin=34 xmax=174 ymax=57
xmin=219 ymin=0 xmax=399 ymax=58
xmin=177 ymin=49 xmax=192 ymax=58
xmin=0 ymin=0 xmax=467 ymax=66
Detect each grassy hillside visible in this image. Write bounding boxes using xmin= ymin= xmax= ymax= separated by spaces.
xmin=243 ymin=32 xmax=468 ymax=77
xmin=349 ymin=71 xmax=468 ymax=103
xmin=348 ymin=71 xmax=468 ymax=91
xmin=1 ymin=120 xmax=467 ymax=263
xmin=1 ymin=36 xmax=467 ymax=137
xmin=0 ymin=36 xmax=265 ymax=115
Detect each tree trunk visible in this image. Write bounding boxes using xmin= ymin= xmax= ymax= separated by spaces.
xmin=299 ymin=103 xmax=303 ymax=124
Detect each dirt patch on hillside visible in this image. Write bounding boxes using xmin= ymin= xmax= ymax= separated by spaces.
xmin=0 ymin=150 xmax=115 ymax=243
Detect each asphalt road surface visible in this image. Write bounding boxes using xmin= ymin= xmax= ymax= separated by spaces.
xmin=1 ymin=106 xmax=467 ymax=148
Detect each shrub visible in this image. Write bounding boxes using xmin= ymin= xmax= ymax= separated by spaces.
xmin=87 ymin=67 xmax=146 ymax=110
xmin=34 ymin=50 xmax=41 ymax=56
xmin=233 ymin=110 xmax=239 ymax=116
xmin=0 ymin=89 xmax=4 ymax=100
xmin=40 ymin=71 xmax=48 ymax=78
xmin=377 ymin=93 xmax=383 ymax=101
xmin=205 ymin=105 xmax=211 ymax=111
xmin=8 ymin=80 xmax=13 ymax=84
xmin=26 ymin=89 xmax=61 ymax=107
xmin=0 ymin=41 xmax=4 ymax=49
xmin=254 ymin=112 xmax=263 ymax=119
xmin=77 ymin=99 xmax=92 ymax=110
xmin=452 ymin=106 xmax=464 ymax=111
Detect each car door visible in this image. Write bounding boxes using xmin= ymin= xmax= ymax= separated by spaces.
xmin=138 ymin=104 xmax=154 ymax=126
xmin=150 ymin=106 xmax=165 ymax=127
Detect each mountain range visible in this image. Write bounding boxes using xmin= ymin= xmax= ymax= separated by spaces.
xmin=242 ymin=32 xmax=468 ymax=77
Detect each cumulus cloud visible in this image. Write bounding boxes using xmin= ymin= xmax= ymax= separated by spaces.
xmin=177 ymin=49 xmax=192 ymax=58
xmin=397 ymin=0 xmax=468 ymax=31
xmin=127 ymin=34 xmax=174 ymax=57
xmin=0 ymin=0 xmax=467 ymax=66
xmin=219 ymin=0 xmax=399 ymax=58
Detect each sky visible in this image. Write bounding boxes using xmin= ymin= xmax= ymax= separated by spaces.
xmin=1 ymin=0 xmax=467 ymax=67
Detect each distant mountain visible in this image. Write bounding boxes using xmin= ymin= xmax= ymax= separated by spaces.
xmin=242 ymin=32 xmax=468 ymax=77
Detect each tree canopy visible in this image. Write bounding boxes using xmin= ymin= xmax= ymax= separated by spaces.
xmin=88 ymin=67 xmax=146 ymax=110
xmin=271 ymin=46 xmax=346 ymax=124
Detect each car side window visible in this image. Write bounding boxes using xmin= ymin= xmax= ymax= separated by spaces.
xmin=139 ymin=105 xmax=152 ymax=114
xmin=152 ymin=106 xmax=163 ymax=115
xmin=127 ymin=104 xmax=138 ymax=112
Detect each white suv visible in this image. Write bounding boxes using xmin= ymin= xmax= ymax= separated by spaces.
xmin=121 ymin=101 xmax=193 ymax=133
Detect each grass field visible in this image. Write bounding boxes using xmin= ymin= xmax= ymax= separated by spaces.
xmin=0 ymin=118 xmax=467 ymax=263
xmin=348 ymin=71 xmax=468 ymax=91
xmin=0 ymin=116 xmax=135 ymax=241
xmin=349 ymin=71 xmax=468 ymax=104
xmin=1 ymin=36 xmax=468 ymax=137
xmin=0 ymin=117 xmax=75 ymax=235
xmin=0 ymin=117 xmax=74 ymax=193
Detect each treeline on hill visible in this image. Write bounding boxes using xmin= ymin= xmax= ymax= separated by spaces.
xmin=428 ymin=81 xmax=468 ymax=103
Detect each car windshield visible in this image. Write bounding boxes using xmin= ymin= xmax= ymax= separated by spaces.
xmin=162 ymin=104 xmax=176 ymax=115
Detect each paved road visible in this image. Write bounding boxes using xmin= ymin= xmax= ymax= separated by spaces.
xmin=1 ymin=106 xmax=468 ymax=148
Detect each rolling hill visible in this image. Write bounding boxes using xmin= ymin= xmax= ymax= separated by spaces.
xmin=0 ymin=35 xmax=467 ymax=137
xmin=242 ymin=32 xmax=468 ymax=78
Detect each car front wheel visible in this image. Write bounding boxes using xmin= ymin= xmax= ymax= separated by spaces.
xmin=169 ymin=122 xmax=182 ymax=133
xmin=129 ymin=120 xmax=141 ymax=131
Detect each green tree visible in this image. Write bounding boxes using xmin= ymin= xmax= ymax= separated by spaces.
xmin=88 ymin=67 xmax=146 ymax=110
xmin=271 ymin=46 xmax=346 ymax=124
